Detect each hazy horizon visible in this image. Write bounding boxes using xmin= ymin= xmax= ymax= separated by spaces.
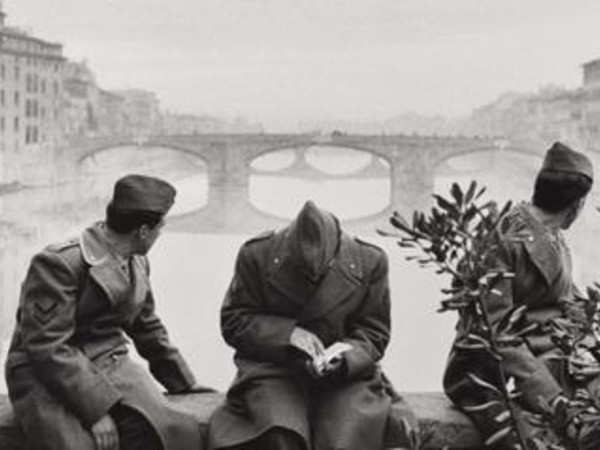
xmin=6 ymin=0 xmax=600 ymax=130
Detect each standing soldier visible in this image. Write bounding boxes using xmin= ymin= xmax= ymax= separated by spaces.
xmin=444 ymin=142 xmax=600 ymax=448
xmin=5 ymin=174 xmax=210 ymax=450
xmin=209 ymin=200 xmax=409 ymax=450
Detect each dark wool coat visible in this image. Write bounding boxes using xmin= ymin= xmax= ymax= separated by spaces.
xmin=5 ymin=223 xmax=203 ymax=450
xmin=209 ymin=229 xmax=397 ymax=450
xmin=444 ymin=203 xmax=587 ymax=445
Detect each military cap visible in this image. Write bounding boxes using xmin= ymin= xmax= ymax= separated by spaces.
xmin=541 ymin=141 xmax=593 ymax=181
xmin=288 ymin=200 xmax=340 ymax=280
xmin=109 ymin=174 xmax=176 ymax=214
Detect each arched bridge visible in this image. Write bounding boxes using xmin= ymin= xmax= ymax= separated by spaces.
xmin=66 ymin=133 xmax=544 ymax=234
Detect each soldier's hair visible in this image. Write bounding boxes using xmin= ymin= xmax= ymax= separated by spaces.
xmin=532 ymin=170 xmax=593 ymax=213
xmin=105 ymin=204 xmax=164 ymax=234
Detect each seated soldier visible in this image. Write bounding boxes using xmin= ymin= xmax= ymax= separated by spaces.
xmin=444 ymin=142 xmax=600 ymax=449
xmin=5 ymin=174 xmax=211 ymax=450
xmin=209 ymin=200 xmax=408 ymax=450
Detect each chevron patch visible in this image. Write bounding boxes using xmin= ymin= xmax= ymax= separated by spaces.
xmin=32 ymin=300 xmax=59 ymax=325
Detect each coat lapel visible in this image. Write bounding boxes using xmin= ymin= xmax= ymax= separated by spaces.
xmin=299 ymin=235 xmax=363 ymax=321
xmin=266 ymin=231 xmax=310 ymax=310
xmin=129 ymin=256 xmax=150 ymax=306
xmin=517 ymin=205 xmax=564 ymax=288
xmin=266 ymin=232 xmax=363 ymax=318
xmin=80 ymin=223 xmax=146 ymax=306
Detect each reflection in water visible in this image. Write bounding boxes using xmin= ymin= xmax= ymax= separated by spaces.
xmin=3 ymin=149 xmax=600 ymax=394
xmin=249 ymin=146 xmax=391 ymax=219
xmin=250 ymin=177 xmax=390 ymax=220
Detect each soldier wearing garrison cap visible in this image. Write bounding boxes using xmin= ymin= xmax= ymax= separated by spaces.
xmin=5 ymin=174 xmax=213 ymax=450
xmin=444 ymin=142 xmax=600 ymax=449
xmin=209 ymin=200 xmax=415 ymax=450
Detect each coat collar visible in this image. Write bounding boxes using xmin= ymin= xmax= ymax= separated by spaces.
xmin=514 ymin=203 xmax=565 ymax=287
xmin=267 ymin=229 xmax=364 ymax=321
xmin=80 ymin=222 xmax=149 ymax=305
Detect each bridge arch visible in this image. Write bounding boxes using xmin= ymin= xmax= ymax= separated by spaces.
xmin=430 ymin=144 xmax=543 ymax=172
xmin=64 ymin=133 xmax=530 ymax=233
xmin=248 ymin=143 xmax=392 ymax=220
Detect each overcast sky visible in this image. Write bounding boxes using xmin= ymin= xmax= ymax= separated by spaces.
xmin=6 ymin=0 xmax=600 ymax=127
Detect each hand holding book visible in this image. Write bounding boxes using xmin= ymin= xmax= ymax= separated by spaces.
xmin=290 ymin=326 xmax=352 ymax=377
xmin=311 ymin=342 xmax=353 ymax=376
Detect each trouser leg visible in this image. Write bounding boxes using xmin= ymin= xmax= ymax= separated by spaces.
xmin=110 ymin=404 xmax=162 ymax=450
xmin=225 ymin=427 xmax=306 ymax=450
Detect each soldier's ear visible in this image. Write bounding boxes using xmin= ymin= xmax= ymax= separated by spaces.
xmin=137 ymin=224 xmax=150 ymax=240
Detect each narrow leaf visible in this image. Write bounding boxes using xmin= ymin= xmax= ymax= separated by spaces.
xmin=467 ymin=373 xmax=502 ymax=394
xmin=484 ymin=427 xmax=512 ymax=446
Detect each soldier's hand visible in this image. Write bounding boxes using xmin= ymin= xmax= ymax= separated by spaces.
xmin=290 ymin=326 xmax=325 ymax=361
xmin=91 ymin=414 xmax=119 ymax=450
xmin=322 ymin=355 xmax=344 ymax=375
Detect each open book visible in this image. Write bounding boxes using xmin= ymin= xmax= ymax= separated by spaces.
xmin=311 ymin=342 xmax=353 ymax=375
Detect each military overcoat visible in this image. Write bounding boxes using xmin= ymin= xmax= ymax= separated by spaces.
xmin=5 ymin=223 xmax=203 ymax=450
xmin=209 ymin=228 xmax=398 ymax=450
xmin=444 ymin=202 xmax=586 ymax=443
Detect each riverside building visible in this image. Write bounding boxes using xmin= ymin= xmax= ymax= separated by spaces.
xmin=0 ymin=2 xmax=65 ymax=185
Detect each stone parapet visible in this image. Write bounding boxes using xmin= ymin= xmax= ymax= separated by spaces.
xmin=0 ymin=391 xmax=482 ymax=449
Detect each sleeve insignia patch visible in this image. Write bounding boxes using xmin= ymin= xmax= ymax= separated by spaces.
xmin=32 ymin=300 xmax=59 ymax=325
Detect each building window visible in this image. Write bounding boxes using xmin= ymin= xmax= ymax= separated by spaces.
xmin=14 ymin=91 xmax=20 ymax=107
xmin=14 ymin=116 xmax=19 ymax=132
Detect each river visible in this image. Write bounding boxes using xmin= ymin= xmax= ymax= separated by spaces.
xmin=1 ymin=145 xmax=600 ymax=393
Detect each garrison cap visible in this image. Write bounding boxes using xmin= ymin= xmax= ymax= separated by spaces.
xmin=288 ymin=200 xmax=340 ymax=281
xmin=109 ymin=174 xmax=176 ymax=214
xmin=541 ymin=141 xmax=593 ymax=181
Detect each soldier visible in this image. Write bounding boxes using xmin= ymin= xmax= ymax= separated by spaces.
xmin=443 ymin=142 xmax=600 ymax=448
xmin=5 ymin=174 xmax=211 ymax=450
xmin=208 ymin=200 xmax=410 ymax=450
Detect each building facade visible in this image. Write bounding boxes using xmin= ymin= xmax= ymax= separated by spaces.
xmin=461 ymin=59 xmax=600 ymax=151
xmin=0 ymin=3 xmax=65 ymax=185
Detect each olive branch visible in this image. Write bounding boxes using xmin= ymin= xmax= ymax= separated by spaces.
xmin=379 ymin=181 xmax=534 ymax=449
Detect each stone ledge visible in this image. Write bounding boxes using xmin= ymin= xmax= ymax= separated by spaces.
xmin=0 ymin=392 xmax=482 ymax=449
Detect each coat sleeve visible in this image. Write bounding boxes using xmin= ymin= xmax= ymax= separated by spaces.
xmin=221 ymin=244 xmax=297 ymax=362
xmin=125 ymin=289 xmax=196 ymax=393
xmin=19 ymin=250 xmax=123 ymax=427
xmin=343 ymin=250 xmax=391 ymax=379
xmin=482 ymin=239 xmax=562 ymax=412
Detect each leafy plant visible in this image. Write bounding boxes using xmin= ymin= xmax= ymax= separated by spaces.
xmin=382 ymin=180 xmax=600 ymax=449
xmin=379 ymin=181 xmax=533 ymax=449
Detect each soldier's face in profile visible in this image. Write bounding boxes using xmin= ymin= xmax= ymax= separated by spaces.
xmin=562 ymin=196 xmax=586 ymax=230
xmin=136 ymin=218 xmax=165 ymax=254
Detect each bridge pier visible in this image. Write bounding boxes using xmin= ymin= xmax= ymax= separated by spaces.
xmin=389 ymin=147 xmax=435 ymax=215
